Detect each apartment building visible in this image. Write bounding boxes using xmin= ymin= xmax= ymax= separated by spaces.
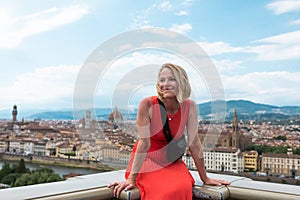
xmin=183 ymin=147 xmax=243 ymax=173
xmin=101 ymin=145 xmax=131 ymax=168
xmin=244 ymin=150 xmax=258 ymax=171
xmin=203 ymin=148 xmax=242 ymax=173
xmin=0 ymin=138 xmax=8 ymax=152
xmin=33 ymin=141 xmax=47 ymax=156
xmin=262 ymin=150 xmax=300 ymax=176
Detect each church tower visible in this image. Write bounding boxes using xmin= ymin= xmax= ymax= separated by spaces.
xmin=232 ymin=109 xmax=239 ymax=149
xmin=85 ymin=110 xmax=91 ymax=129
xmin=12 ymin=105 xmax=18 ymax=123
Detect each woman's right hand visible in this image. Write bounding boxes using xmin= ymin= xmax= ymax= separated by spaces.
xmin=108 ymin=178 xmax=136 ymax=198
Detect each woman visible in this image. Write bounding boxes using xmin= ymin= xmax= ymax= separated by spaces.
xmin=109 ymin=63 xmax=230 ymax=199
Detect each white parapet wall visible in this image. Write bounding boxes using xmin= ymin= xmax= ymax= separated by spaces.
xmin=0 ymin=170 xmax=299 ymax=200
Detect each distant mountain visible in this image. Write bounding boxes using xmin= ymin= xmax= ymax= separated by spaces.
xmin=198 ymin=100 xmax=300 ymax=121
xmin=26 ymin=108 xmax=138 ymax=121
xmin=27 ymin=111 xmax=75 ymax=120
xmin=1 ymin=100 xmax=300 ymax=121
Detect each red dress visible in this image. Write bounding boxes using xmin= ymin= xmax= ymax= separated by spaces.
xmin=126 ymin=96 xmax=195 ymax=200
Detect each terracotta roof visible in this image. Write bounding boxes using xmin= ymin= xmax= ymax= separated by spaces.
xmin=262 ymin=153 xmax=300 ymax=159
xmin=108 ymin=107 xmax=123 ymax=121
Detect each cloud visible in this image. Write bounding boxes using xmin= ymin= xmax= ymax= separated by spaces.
xmin=156 ymin=1 xmax=173 ymax=12
xmin=0 ymin=4 xmax=89 ymax=49
xmin=170 ymin=23 xmax=192 ymax=34
xmin=247 ymin=30 xmax=300 ymax=60
xmin=155 ymin=0 xmax=192 ymax=13
xmin=130 ymin=0 xmax=192 ymax=29
xmin=289 ymin=18 xmax=300 ymax=25
xmin=222 ymin=71 xmax=300 ymax=106
xmin=199 ymin=41 xmax=245 ymax=56
xmin=266 ymin=0 xmax=300 ymax=15
xmin=198 ymin=30 xmax=300 ymax=61
xmin=175 ymin=10 xmax=188 ymax=16
xmin=214 ymin=59 xmax=243 ymax=73
xmin=0 ymin=65 xmax=80 ymax=109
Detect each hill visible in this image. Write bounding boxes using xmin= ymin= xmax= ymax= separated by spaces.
xmin=198 ymin=100 xmax=300 ymax=121
xmin=1 ymin=100 xmax=300 ymax=121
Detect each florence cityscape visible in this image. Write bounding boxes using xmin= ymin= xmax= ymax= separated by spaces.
xmin=1 ymin=0 xmax=300 ymax=199
xmin=0 ymin=100 xmax=300 ymax=187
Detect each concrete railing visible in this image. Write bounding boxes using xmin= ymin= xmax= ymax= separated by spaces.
xmin=0 ymin=170 xmax=299 ymax=200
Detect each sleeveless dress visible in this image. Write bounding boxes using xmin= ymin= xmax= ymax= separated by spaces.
xmin=125 ymin=96 xmax=195 ymax=200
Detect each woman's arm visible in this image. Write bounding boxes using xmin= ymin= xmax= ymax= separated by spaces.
xmin=186 ymin=100 xmax=208 ymax=182
xmin=186 ymin=100 xmax=230 ymax=186
xmin=128 ymin=98 xmax=152 ymax=182
xmin=109 ymin=97 xmax=152 ymax=197
xmin=128 ymin=97 xmax=152 ymax=181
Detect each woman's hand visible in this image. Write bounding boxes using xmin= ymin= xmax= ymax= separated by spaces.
xmin=108 ymin=178 xmax=136 ymax=198
xmin=203 ymin=177 xmax=231 ymax=186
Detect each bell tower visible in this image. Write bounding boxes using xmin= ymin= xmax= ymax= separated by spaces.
xmin=232 ymin=109 xmax=239 ymax=149
xmin=12 ymin=105 xmax=18 ymax=123
xmin=85 ymin=110 xmax=91 ymax=129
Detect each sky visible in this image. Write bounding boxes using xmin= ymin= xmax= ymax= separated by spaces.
xmin=1 ymin=0 xmax=300 ymax=113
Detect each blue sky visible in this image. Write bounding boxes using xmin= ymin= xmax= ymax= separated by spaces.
xmin=1 ymin=0 xmax=300 ymax=112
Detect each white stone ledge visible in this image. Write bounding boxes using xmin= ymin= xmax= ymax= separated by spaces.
xmin=0 ymin=170 xmax=299 ymax=200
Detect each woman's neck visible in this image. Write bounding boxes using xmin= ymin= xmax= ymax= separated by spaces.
xmin=162 ymin=98 xmax=180 ymax=114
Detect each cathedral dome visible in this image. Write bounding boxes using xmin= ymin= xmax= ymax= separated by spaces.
xmin=108 ymin=107 xmax=123 ymax=122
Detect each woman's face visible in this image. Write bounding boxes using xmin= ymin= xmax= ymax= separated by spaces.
xmin=158 ymin=67 xmax=179 ymax=99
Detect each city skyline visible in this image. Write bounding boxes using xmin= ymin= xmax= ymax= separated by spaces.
xmin=1 ymin=0 xmax=300 ymax=111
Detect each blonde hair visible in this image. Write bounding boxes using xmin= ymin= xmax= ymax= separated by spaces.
xmin=156 ymin=63 xmax=191 ymax=103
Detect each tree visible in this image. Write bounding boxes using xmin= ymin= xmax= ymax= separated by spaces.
xmin=1 ymin=160 xmax=63 ymax=187
xmin=294 ymin=148 xmax=300 ymax=155
xmin=274 ymin=135 xmax=287 ymax=141
xmin=245 ymin=144 xmax=289 ymax=155
xmin=1 ymin=173 xmax=21 ymax=185
xmin=13 ymin=174 xmax=31 ymax=186
xmin=0 ymin=163 xmax=12 ymax=181
xmin=15 ymin=159 xmax=28 ymax=174
xmin=13 ymin=168 xmax=63 ymax=187
xmin=34 ymin=168 xmax=55 ymax=174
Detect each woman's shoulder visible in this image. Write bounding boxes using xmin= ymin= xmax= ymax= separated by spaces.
xmin=183 ymin=99 xmax=197 ymax=115
xmin=139 ymin=96 xmax=156 ymax=108
xmin=182 ymin=98 xmax=196 ymax=107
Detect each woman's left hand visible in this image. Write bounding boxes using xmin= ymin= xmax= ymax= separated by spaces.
xmin=203 ymin=177 xmax=231 ymax=186
xmin=108 ymin=179 xmax=136 ymax=198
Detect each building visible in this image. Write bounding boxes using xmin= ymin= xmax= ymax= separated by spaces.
xmin=101 ymin=145 xmax=130 ymax=169
xmin=261 ymin=150 xmax=300 ymax=177
xmin=12 ymin=105 xmax=17 ymax=123
xmin=203 ymin=147 xmax=242 ymax=173
xmin=9 ymin=140 xmax=21 ymax=154
xmin=5 ymin=105 xmax=29 ymax=131
xmin=33 ymin=141 xmax=47 ymax=156
xmin=0 ymin=138 xmax=8 ymax=152
xmin=108 ymin=107 xmax=123 ymax=129
xmin=198 ymin=109 xmax=251 ymax=151
xmin=85 ymin=111 xmax=91 ymax=129
xmin=24 ymin=141 xmax=35 ymax=155
xmin=244 ymin=150 xmax=259 ymax=172
xmin=183 ymin=154 xmax=195 ymax=169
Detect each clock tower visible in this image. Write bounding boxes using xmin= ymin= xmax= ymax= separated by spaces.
xmin=12 ymin=105 xmax=18 ymax=123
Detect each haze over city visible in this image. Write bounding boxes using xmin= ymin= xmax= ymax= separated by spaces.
xmin=1 ymin=0 xmax=300 ymax=112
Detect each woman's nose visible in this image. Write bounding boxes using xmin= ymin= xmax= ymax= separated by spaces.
xmin=162 ymin=79 xmax=170 ymax=86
